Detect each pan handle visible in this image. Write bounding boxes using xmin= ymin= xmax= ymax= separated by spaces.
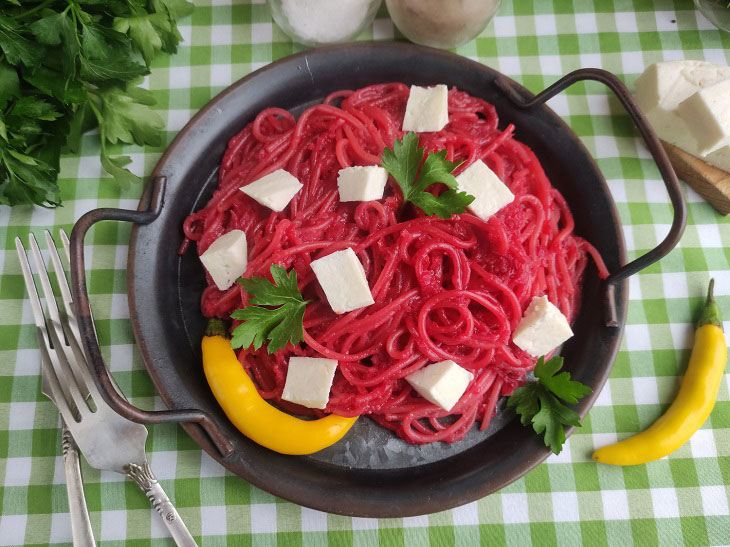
xmin=495 ymin=68 xmax=687 ymax=327
xmin=69 ymin=176 xmax=234 ymax=457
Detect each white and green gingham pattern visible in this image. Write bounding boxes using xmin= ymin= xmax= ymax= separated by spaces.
xmin=1 ymin=1 xmax=730 ymax=545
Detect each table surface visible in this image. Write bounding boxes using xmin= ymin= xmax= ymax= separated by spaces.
xmin=1 ymin=1 xmax=730 ymax=545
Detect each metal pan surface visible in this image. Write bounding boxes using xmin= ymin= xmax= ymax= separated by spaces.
xmin=127 ymin=42 xmax=631 ymax=517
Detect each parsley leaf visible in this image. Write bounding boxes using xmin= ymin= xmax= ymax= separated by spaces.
xmin=230 ymin=265 xmax=310 ymax=354
xmin=0 ymin=60 xmax=19 ymax=109
xmin=153 ymin=0 xmax=195 ymax=19
xmin=80 ymin=24 xmax=148 ymax=83
xmin=85 ymin=79 xmax=164 ymax=187
xmin=382 ymin=132 xmax=421 ymax=193
xmin=381 ymin=132 xmax=475 ymax=219
xmin=507 ymin=356 xmax=592 ymax=454
xmin=29 ymin=10 xmax=79 ymax=82
xmin=0 ymin=15 xmax=44 ymax=68
xmin=114 ymin=0 xmax=191 ymax=63
xmin=113 ymin=14 xmax=165 ymax=64
xmin=23 ymin=66 xmax=86 ymax=104
xmin=532 ymin=390 xmax=582 ymax=454
xmin=99 ymin=145 xmax=140 ymax=188
xmin=506 ymin=382 xmax=540 ymax=427
xmin=65 ymin=102 xmax=96 ymax=154
xmin=98 ymin=80 xmax=164 ymax=147
xmin=535 ymin=354 xmax=592 ymax=404
xmin=28 ymin=12 xmax=68 ymax=45
xmin=0 ymin=147 xmax=59 ymax=207
xmin=9 ymin=96 xmax=62 ymax=121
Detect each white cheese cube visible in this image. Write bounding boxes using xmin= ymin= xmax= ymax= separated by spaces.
xmin=199 ymin=229 xmax=248 ymax=291
xmin=240 ymin=169 xmax=303 ymax=212
xmin=677 ymin=79 xmax=730 ymax=156
xmin=512 ymin=296 xmax=573 ymax=357
xmin=635 ymin=60 xmax=730 ymax=172
xmin=634 ymin=60 xmax=730 ymax=116
xmin=406 ymin=360 xmax=473 ymax=412
xmin=402 ymin=84 xmax=449 ymax=133
xmin=337 ymin=166 xmax=389 ymax=202
xmin=281 ymin=357 xmax=338 ymax=409
xmin=310 ymin=248 xmax=374 ymax=314
xmin=455 ymin=159 xmax=514 ymax=220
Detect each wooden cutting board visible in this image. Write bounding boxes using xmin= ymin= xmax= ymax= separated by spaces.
xmin=661 ymin=140 xmax=730 ymax=215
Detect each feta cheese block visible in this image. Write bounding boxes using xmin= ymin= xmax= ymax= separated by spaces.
xmin=677 ymin=79 xmax=730 ymax=156
xmin=512 ymin=296 xmax=573 ymax=357
xmin=337 ymin=165 xmax=389 ymax=202
xmin=281 ymin=357 xmax=338 ymax=409
xmin=240 ymin=169 xmax=303 ymax=211
xmin=405 ymin=360 xmax=473 ymax=412
xmin=402 ymin=84 xmax=449 ymax=132
xmin=310 ymin=248 xmax=375 ymax=314
xmin=455 ymin=159 xmax=514 ymax=220
xmin=634 ymin=60 xmax=730 ymax=172
xmin=198 ymin=229 xmax=248 ymax=291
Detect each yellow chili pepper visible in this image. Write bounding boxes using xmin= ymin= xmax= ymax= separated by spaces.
xmin=593 ymin=279 xmax=727 ymax=466
xmin=202 ymin=319 xmax=358 ymax=455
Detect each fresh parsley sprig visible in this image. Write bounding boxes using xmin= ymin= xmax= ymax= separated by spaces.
xmin=507 ymin=356 xmax=592 ymax=454
xmin=231 ymin=264 xmax=310 ymax=354
xmin=381 ymin=132 xmax=475 ymax=219
xmin=0 ymin=0 xmax=192 ymax=207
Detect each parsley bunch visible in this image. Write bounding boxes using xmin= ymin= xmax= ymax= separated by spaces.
xmin=0 ymin=0 xmax=192 ymax=207
xmin=507 ymin=356 xmax=592 ymax=454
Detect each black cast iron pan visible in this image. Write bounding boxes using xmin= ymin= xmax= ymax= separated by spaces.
xmin=69 ymin=42 xmax=686 ymax=517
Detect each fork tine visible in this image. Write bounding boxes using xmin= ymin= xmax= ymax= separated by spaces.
xmin=15 ymin=237 xmax=48 ymax=334
xmin=16 ymin=238 xmax=82 ymax=423
xmin=37 ymin=336 xmax=84 ymax=425
xmin=45 ymin=231 xmax=75 ymax=324
xmin=45 ymin=230 xmax=93 ymax=401
xmin=28 ymin=233 xmax=92 ymax=416
xmin=58 ymin=228 xmax=98 ymax=339
xmin=29 ymin=233 xmax=66 ymax=332
xmin=60 ymin=228 xmax=71 ymax=263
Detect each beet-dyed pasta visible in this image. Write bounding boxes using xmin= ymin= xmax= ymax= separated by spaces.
xmin=181 ymin=83 xmax=609 ymax=444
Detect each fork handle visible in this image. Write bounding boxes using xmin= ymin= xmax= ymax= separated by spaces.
xmin=62 ymin=427 xmax=96 ymax=547
xmin=125 ymin=462 xmax=197 ymax=547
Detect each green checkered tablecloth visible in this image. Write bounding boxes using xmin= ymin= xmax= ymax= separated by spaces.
xmin=2 ymin=0 xmax=730 ymax=545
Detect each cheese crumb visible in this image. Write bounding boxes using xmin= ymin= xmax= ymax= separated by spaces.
xmin=512 ymin=296 xmax=573 ymax=357
xmin=199 ymin=230 xmax=248 ymax=291
xmin=406 ymin=360 xmax=473 ymax=412
xmin=281 ymin=357 xmax=338 ymax=409
xmin=337 ymin=165 xmax=389 ymax=202
xmin=240 ymin=169 xmax=303 ymax=211
xmin=402 ymin=84 xmax=449 ymax=133
xmin=455 ymin=159 xmax=514 ymax=220
xmin=310 ymin=248 xmax=375 ymax=314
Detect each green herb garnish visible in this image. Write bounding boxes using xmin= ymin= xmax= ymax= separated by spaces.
xmin=507 ymin=356 xmax=592 ymax=455
xmin=0 ymin=0 xmax=192 ymax=207
xmin=381 ymin=132 xmax=475 ymax=219
xmin=231 ymin=264 xmax=310 ymax=354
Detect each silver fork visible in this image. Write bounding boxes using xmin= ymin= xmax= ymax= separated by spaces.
xmin=16 ymin=230 xmax=197 ymax=547
xmin=16 ymin=231 xmax=96 ymax=546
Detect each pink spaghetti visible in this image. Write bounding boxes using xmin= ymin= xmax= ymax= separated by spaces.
xmin=181 ymin=83 xmax=609 ymax=444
